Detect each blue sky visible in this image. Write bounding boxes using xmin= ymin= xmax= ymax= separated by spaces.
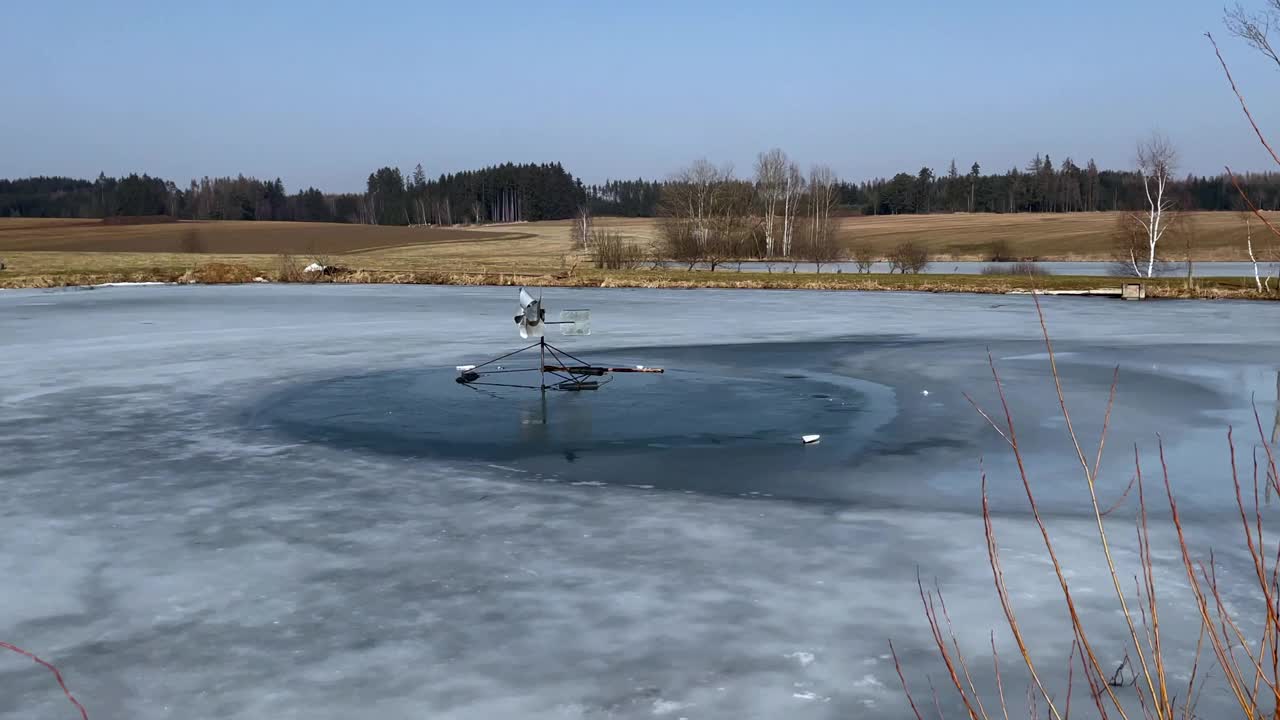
xmin=4 ymin=0 xmax=1279 ymax=191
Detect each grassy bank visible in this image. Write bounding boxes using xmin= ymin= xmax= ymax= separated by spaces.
xmin=1 ymin=260 xmax=1274 ymax=300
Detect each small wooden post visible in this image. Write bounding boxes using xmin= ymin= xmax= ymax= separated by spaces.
xmin=1122 ymin=283 xmax=1145 ymax=301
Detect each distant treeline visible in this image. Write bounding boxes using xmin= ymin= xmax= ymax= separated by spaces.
xmin=5 ymin=153 xmax=1280 ymax=224
xmin=854 ymin=156 xmax=1280 ymax=215
xmin=0 ymin=163 xmax=587 ymax=225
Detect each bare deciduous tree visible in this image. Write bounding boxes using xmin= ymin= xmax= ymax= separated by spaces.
xmin=852 ymin=245 xmax=876 ymax=273
xmin=800 ymin=166 xmax=842 ymax=273
xmin=1240 ymin=208 xmax=1278 ymax=292
xmin=571 ymin=205 xmax=593 ymax=250
xmin=1110 ymin=211 xmax=1178 ymax=277
xmin=659 ymin=159 xmax=742 ymax=270
xmin=703 ymin=180 xmax=757 ymax=271
xmin=1244 ymin=211 xmax=1267 ymax=291
xmin=887 ymin=241 xmax=929 ymax=274
xmin=1132 ymin=133 xmax=1178 ymax=278
xmin=781 ymin=162 xmax=804 ymax=258
xmin=590 ymin=229 xmax=644 ymax=269
xmin=658 ymin=216 xmax=701 ymax=270
xmin=1111 ymin=210 xmax=1147 ymax=277
xmin=1226 ymin=1 xmax=1280 ymax=67
xmin=754 ymin=149 xmax=788 ymax=258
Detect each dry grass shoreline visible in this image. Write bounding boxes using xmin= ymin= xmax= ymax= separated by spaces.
xmin=1 ymin=262 xmax=1274 ymax=300
xmin=2 ymin=213 xmax=1276 ymax=299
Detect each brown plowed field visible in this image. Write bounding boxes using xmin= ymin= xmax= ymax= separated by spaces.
xmin=0 ymin=219 xmax=515 ymax=254
xmin=431 ymin=212 xmax=1277 ymax=261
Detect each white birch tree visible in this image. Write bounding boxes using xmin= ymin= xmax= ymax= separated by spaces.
xmin=571 ymin=205 xmax=593 ymax=249
xmin=802 ymin=165 xmax=842 ymax=272
xmin=659 ymin=159 xmax=734 ymax=269
xmin=754 ymin=149 xmax=787 ymax=257
xmin=1134 ymin=133 xmax=1178 ymax=278
xmin=780 ymin=162 xmax=804 ymax=258
xmin=1242 ymin=211 xmax=1264 ymax=291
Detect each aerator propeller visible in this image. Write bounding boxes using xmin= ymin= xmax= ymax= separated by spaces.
xmin=457 ymin=288 xmax=661 ymax=392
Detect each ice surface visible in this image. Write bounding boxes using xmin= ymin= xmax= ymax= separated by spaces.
xmin=0 ymin=284 xmax=1278 ymax=719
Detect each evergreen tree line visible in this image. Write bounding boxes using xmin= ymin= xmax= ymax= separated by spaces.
xmin=393 ymin=162 xmax=585 ymax=225
xmin=0 ymin=163 xmax=587 ymax=224
xmin=852 ymin=155 xmax=1280 ymax=216
xmin=591 ymin=157 xmax=1280 ymax=218
xmin=584 ymin=179 xmax=664 ymax=217
xmin=6 ymin=155 xmax=1280 ymax=222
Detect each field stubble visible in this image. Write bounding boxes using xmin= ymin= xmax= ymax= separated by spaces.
xmin=0 ymin=213 xmax=1276 ymax=298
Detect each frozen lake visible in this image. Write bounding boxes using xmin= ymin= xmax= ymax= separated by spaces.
xmin=1 ymin=285 xmax=1277 ymax=719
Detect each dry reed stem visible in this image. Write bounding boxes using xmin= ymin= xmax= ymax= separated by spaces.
xmin=1030 ymin=291 xmax=1164 ymax=717
xmin=1068 ymin=639 xmax=1080 ymax=719
xmin=980 ymin=469 xmax=1065 ymax=719
xmin=1182 ymin=620 xmax=1207 ymax=720
xmin=918 ymin=570 xmax=986 ymax=719
xmin=1136 ymin=448 xmax=1171 ymax=712
xmin=907 ymin=288 xmax=1280 ymax=720
xmin=890 ymin=639 xmax=928 ymax=720
xmin=931 ymin=675 xmax=948 ymax=720
xmin=991 ymin=632 xmax=1012 ymax=720
xmin=1159 ymin=440 xmax=1257 ymax=715
xmin=977 ymin=304 xmax=1132 ymax=717
xmin=939 ymin=586 xmax=993 ymax=719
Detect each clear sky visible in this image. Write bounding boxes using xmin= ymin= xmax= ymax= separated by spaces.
xmin=4 ymin=0 xmax=1279 ymax=192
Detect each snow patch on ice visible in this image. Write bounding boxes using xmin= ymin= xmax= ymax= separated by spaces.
xmin=853 ymin=674 xmax=885 ymax=689
xmin=785 ymin=651 xmax=815 ymax=667
xmin=651 ymin=699 xmax=690 ymax=715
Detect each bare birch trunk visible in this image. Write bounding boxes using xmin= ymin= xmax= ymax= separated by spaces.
xmin=1136 ymin=133 xmax=1177 ymax=278
xmin=1247 ymin=216 xmax=1265 ymax=291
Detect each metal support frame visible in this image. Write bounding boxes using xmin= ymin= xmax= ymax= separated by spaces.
xmin=457 ymin=337 xmax=635 ymax=393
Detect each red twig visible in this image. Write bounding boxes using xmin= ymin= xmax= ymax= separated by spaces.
xmin=980 ymin=467 xmax=1064 ymax=719
xmin=1226 ymin=167 xmax=1280 ymax=244
xmin=918 ymin=570 xmax=984 ymax=720
xmin=1254 ymin=400 xmax=1280 ymax=505
xmin=936 ymin=583 xmax=991 ymax=720
xmin=1078 ymin=637 xmax=1111 ymax=720
xmin=1182 ymin=620 xmax=1206 ymax=720
xmin=991 ymin=632 xmax=1011 ymax=720
xmin=0 ymin=641 xmax=88 ymax=720
xmin=889 ymin=639 xmax=927 ymax=720
xmin=1160 ymin=437 xmax=1256 ymax=715
xmin=930 ymin=675 xmax=947 ymax=720
xmin=1092 ymin=367 xmax=1121 ymax=484
xmin=1208 ymin=32 xmax=1280 ymax=169
xmin=1135 ymin=445 xmax=1170 ymax=715
xmin=1065 ymin=639 xmax=1078 ymax=720
xmin=1100 ymin=474 xmax=1137 ymax=518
